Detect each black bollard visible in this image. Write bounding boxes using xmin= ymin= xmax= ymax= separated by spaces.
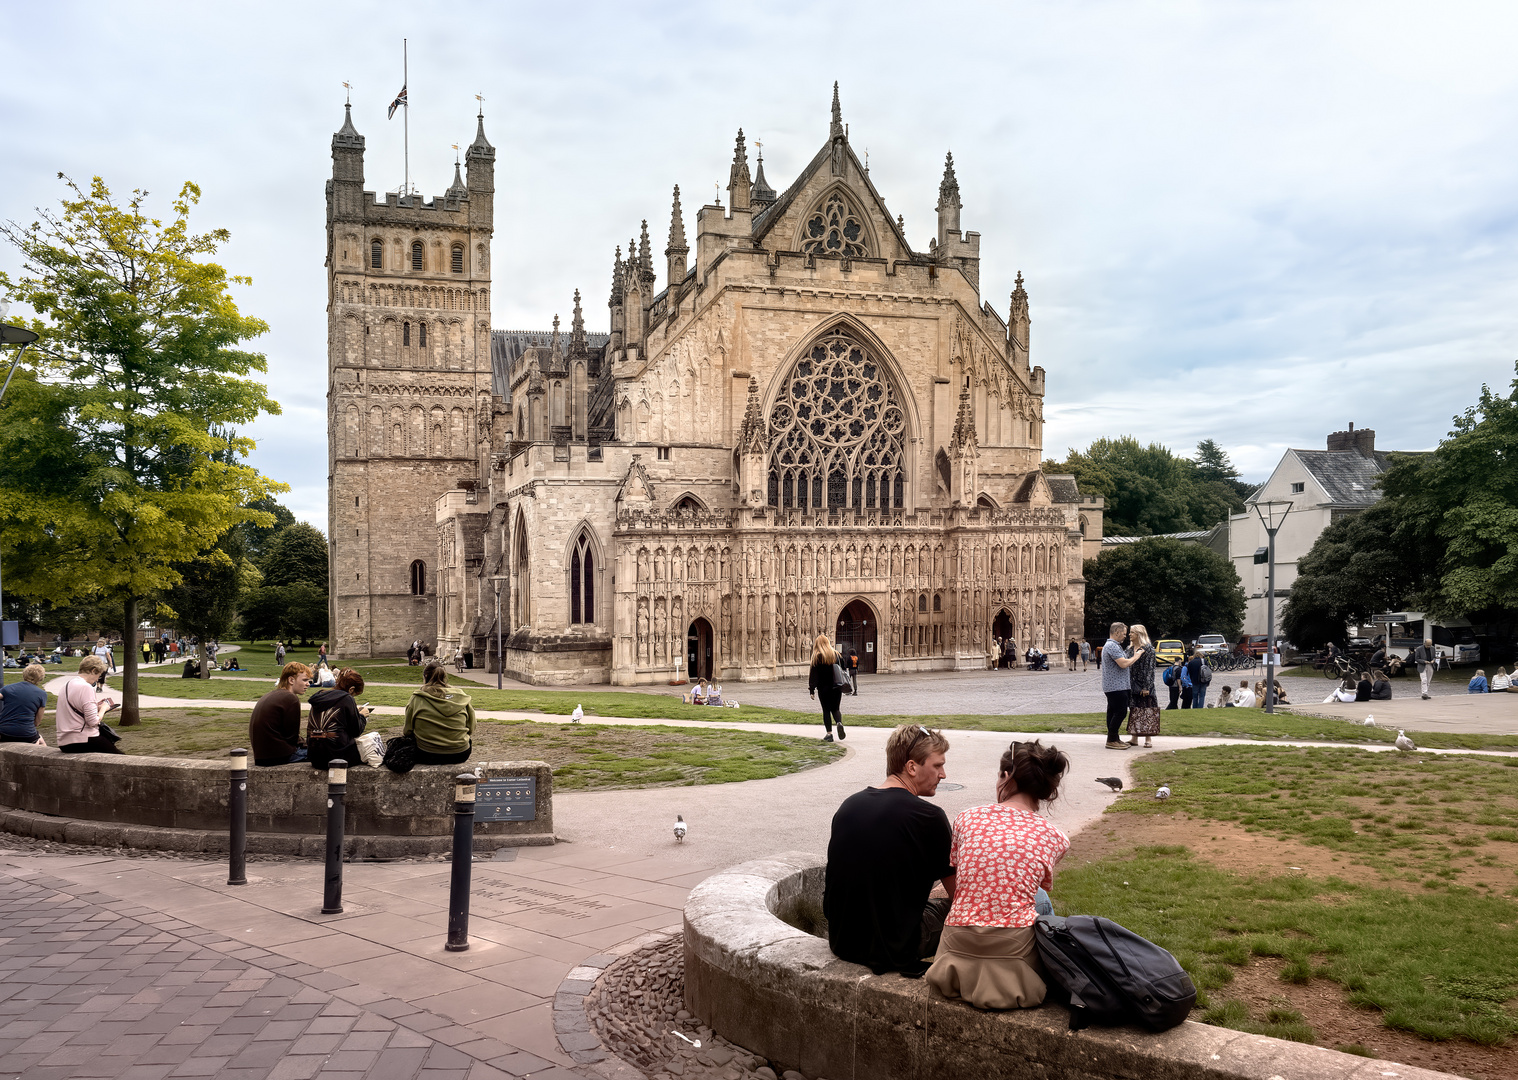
xmin=322 ymin=763 xmax=347 ymax=914
xmin=446 ymin=772 xmax=478 ymax=951
xmin=227 ymin=747 xmax=248 ymax=886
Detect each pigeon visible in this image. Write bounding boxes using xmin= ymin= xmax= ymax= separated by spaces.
xmin=1362 ymin=715 xmax=1376 ymax=726
xmin=1095 ymin=777 xmax=1123 ymax=791
xmin=571 ymin=704 xmax=583 ymax=724
xmin=1155 ymin=785 xmax=1172 ymax=800
xmin=673 ymin=815 xmax=687 ymax=843
xmin=1395 ymin=730 xmax=1416 ymax=752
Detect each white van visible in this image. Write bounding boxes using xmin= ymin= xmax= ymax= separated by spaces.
xmin=1382 ymin=612 xmax=1481 ymax=666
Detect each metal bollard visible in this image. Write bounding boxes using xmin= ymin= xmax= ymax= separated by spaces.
xmin=227 ymin=748 xmax=248 ymax=886
xmin=322 ymin=764 xmax=347 ymax=914
xmin=446 ymin=772 xmax=479 ymax=951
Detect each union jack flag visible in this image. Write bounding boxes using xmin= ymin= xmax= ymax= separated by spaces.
xmin=387 ymin=85 xmax=407 ymax=119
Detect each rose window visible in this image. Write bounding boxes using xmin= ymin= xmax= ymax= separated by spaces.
xmin=800 ymin=192 xmax=868 ymax=258
xmin=767 ymin=330 xmax=905 ymax=511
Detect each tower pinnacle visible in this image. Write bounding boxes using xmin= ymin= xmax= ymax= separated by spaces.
xmin=830 ymin=82 xmax=843 ymax=139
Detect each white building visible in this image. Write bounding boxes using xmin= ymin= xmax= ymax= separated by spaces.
xmin=1229 ymin=424 xmax=1398 ymax=638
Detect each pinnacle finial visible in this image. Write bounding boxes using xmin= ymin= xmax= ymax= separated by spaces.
xmin=667 ymin=186 xmax=687 ymax=252
xmin=734 ymin=128 xmax=748 ymax=165
xmin=638 ymin=220 xmax=652 ymax=272
xmin=937 ymin=150 xmax=962 ymax=211
xmin=830 ymin=81 xmax=843 ymax=139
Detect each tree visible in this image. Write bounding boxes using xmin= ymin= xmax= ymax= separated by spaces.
xmin=261 ymin=522 xmax=329 ymax=589
xmin=238 ymin=495 xmax=296 ymax=565
xmin=1194 ymin=439 xmax=1257 ymax=502
xmin=1045 ymin=437 xmax=1245 ymax=536
xmin=0 ymin=176 xmax=285 ymax=723
xmin=161 ymin=530 xmax=252 ymax=676
xmin=1083 ymin=538 xmax=1246 ymax=643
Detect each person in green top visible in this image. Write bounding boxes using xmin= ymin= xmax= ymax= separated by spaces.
xmin=404 ymin=663 xmax=477 ymax=765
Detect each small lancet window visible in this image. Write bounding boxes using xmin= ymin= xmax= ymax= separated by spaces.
xmin=411 ymin=241 xmax=424 ymax=271
xmin=370 ymin=239 xmax=383 ymax=268
xmin=402 ymin=321 xmax=411 ymax=347
xmin=418 ymin=322 xmax=427 ymax=348
xmin=570 ymin=533 xmax=595 ymax=625
xmin=409 ymin=560 xmax=427 ymax=595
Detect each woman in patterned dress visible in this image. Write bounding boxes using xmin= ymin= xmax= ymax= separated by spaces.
xmin=1125 ymin=624 xmax=1159 ymax=747
xmin=925 ymin=741 xmax=1070 ymax=1010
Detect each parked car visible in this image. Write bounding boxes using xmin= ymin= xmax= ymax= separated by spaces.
xmin=1237 ymin=635 xmax=1269 ymax=658
xmin=1194 ymin=634 xmax=1229 ymax=656
xmin=1155 ymin=639 xmax=1186 ymax=667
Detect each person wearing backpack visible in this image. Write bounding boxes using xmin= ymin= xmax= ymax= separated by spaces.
xmin=925 ymin=740 xmax=1069 ymax=1009
xmin=1185 ymin=647 xmax=1210 ymax=708
xmin=807 ymin=634 xmax=848 ymax=742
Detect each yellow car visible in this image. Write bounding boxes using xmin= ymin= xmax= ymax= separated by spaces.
xmin=1155 ymin=639 xmax=1186 ymax=668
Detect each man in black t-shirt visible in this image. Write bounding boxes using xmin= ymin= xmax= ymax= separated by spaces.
xmin=824 ymin=724 xmax=954 ymax=976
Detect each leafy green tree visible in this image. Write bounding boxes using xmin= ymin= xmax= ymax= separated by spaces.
xmin=239 ymin=583 xmax=328 ymax=646
xmin=261 ymin=522 xmax=329 ymax=589
xmin=1083 ymin=538 xmax=1246 ymax=643
xmin=0 ymin=176 xmax=285 ymax=723
xmin=161 ymin=530 xmax=251 ymax=677
xmin=239 ymin=496 xmax=296 ymax=565
xmin=1046 ymin=437 xmax=1244 ymax=536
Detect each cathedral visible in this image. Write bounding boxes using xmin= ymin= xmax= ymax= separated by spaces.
xmin=325 ymin=87 xmax=1103 ymax=683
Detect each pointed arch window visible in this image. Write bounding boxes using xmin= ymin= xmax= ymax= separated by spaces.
xmin=370 ymin=239 xmax=383 ymax=268
xmin=418 ymin=322 xmax=428 ymax=348
xmin=411 ymin=241 xmax=424 ymax=271
xmin=569 ymin=531 xmax=596 ymax=626
xmin=402 ymin=321 xmax=411 ymax=347
xmin=767 ymin=328 xmax=905 ymax=511
xmin=801 ymin=191 xmax=868 ymax=258
xmin=409 ymin=560 xmax=427 ymax=595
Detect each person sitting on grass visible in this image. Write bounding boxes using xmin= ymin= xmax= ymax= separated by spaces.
xmin=926 ymin=740 xmax=1068 ymax=1010
xmin=56 ymin=656 xmax=123 ymax=754
xmin=312 ymin=660 xmax=337 ymax=687
xmin=1492 ymin=667 xmax=1514 ymax=693
xmin=690 ymin=678 xmax=708 ymax=705
xmin=219 ymin=656 xmax=241 ymax=671
xmin=1355 ymin=671 xmax=1374 ymax=702
xmin=0 ymin=664 xmax=50 ymax=746
xmin=1273 ymin=680 xmax=1291 ymax=705
xmin=824 ymin=724 xmax=953 ymax=977
xmin=1468 ymin=669 xmax=1489 ymax=694
xmin=250 ymin=663 xmax=311 ymax=766
xmin=1233 ymin=679 xmax=1256 ymax=708
xmin=1218 ymin=685 xmax=1234 ymax=707
xmin=307 ymin=669 xmax=371 ymax=769
xmin=1326 ymin=676 xmax=1357 ymax=704
xmin=404 ymin=663 xmax=477 ymax=766
xmin=1371 ymin=669 xmax=1393 ymax=700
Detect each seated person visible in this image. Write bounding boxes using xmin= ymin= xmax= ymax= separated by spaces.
xmin=0 ymin=664 xmax=50 ymax=745
xmin=706 ymin=683 xmax=724 ymax=706
xmin=1274 ymin=680 xmax=1291 ymax=705
xmin=403 ymin=663 xmax=476 ymax=765
xmin=1371 ymin=670 xmax=1393 ymax=700
xmin=181 ymin=658 xmax=199 ymax=678
xmin=824 ymin=724 xmax=954 ymax=977
xmin=1468 ymin=669 xmax=1490 ymax=694
xmin=1233 ymin=679 xmax=1256 ymax=708
xmin=690 ymin=678 xmax=708 ymax=705
xmin=1355 ymin=672 xmax=1373 ymax=702
xmin=250 ymin=663 xmax=311 ymax=766
xmin=56 ymin=656 xmax=123 ymax=754
xmin=1327 ymin=677 xmax=1357 ymax=704
xmin=1491 ymin=666 xmax=1513 ymax=692
xmin=312 ymin=661 xmax=337 ymax=687
xmin=1025 ymin=648 xmax=1049 ymax=671
xmin=307 ymin=669 xmax=371 ymax=769
xmin=1218 ymin=685 xmax=1235 ymax=707
xmin=926 ymin=740 xmax=1069 ymax=1009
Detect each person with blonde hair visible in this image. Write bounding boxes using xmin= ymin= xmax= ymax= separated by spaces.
xmin=808 ymin=633 xmax=847 ymax=742
xmin=1124 ymin=625 xmax=1159 ymax=747
xmin=56 ymin=655 xmax=123 ymax=754
xmin=404 ymin=662 xmax=476 ymax=765
xmin=0 ymin=664 xmax=50 ymax=745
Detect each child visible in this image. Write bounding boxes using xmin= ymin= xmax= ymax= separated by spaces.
xmin=1219 ymin=685 xmax=1234 ymax=707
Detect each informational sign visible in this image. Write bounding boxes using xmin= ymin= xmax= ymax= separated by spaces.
xmin=476 ymin=777 xmax=538 ymax=822
xmin=865 ymin=642 xmax=873 ymax=653
xmin=0 ymin=621 xmax=17 ymax=647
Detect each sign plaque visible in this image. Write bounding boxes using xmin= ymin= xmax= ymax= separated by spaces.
xmin=476 ymin=777 xmax=538 ymax=822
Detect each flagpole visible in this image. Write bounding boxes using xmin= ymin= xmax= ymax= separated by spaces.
xmin=403 ymin=38 xmax=409 ymax=200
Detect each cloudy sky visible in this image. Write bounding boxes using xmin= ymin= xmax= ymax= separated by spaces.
xmin=4 ymin=1 xmax=1516 ymax=526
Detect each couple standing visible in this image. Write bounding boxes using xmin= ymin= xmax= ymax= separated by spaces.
xmin=1100 ymin=621 xmax=1159 ymax=749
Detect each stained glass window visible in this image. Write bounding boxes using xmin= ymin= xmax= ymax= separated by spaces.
xmin=767 ymin=329 xmax=905 ymax=511
xmin=801 ymin=192 xmax=868 ymax=258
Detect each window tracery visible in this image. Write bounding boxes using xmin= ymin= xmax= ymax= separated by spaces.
xmin=767 ymin=329 xmax=905 ymax=512
xmin=569 ymin=531 xmax=595 ymax=626
xmin=801 ymin=191 xmax=868 ymax=258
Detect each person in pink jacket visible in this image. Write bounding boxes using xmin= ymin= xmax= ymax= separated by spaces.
xmin=55 ymin=656 xmax=123 ymax=754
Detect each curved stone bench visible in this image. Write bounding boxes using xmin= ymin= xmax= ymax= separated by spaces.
xmin=0 ymin=744 xmax=553 ymax=857
xmin=683 ymin=852 xmax=1456 ymax=1080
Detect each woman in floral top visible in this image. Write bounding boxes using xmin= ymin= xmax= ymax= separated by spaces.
xmin=925 ymin=740 xmax=1069 ymax=1009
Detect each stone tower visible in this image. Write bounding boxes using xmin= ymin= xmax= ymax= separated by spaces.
xmin=325 ymin=104 xmax=496 ymax=657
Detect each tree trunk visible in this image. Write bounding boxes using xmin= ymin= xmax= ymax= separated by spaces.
xmin=120 ymin=596 xmax=140 ymax=726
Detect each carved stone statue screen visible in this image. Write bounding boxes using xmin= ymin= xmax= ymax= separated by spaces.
xmin=767 ymin=329 xmax=904 ymax=511
xmin=801 ymin=192 xmax=868 ymax=259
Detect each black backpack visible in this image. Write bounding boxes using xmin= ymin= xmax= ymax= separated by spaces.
xmin=1033 ymin=914 xmax=1196 ymax=1032
xmin=1196 ymin=659 xmax=1212 ymax=685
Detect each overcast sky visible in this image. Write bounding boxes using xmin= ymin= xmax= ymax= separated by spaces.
xmin=4 ymin=1 xmax=1517 ymax=527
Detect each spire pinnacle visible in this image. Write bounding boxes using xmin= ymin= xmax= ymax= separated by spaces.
xmin=571 ymin=289 xmax=586 ymax=352
xmin=727 ymin=129 xmax=752 ymax=211
xmin=751 ymin=142 xmax=776 ymax=209
xmin=550 ymin=314 xmax=562 ymax=360
xmin=638 ymin=221 xmax=652 ymax=273
xmin=333 ymin=103 xmax=364 ymax=151
xmin=830 ymin=82 xmax=843 ymax=139
xmin=937 ymin=151 xmax=961 ymax=211
xmin=666 ymin=186 xmax=687 ymax=252
xmin=468 ymin=106 xmax=494 ymax=156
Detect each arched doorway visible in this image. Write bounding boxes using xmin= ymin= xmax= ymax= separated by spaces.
xmin=687 ymin=618 xmax=714 ymax=681
xmin=992 ymin=609 xmax=1014 ymax=642
xmin=835 ymin=599 xmax=878 ymax=674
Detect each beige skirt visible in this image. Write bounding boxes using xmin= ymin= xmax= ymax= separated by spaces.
xmin=925 ymin=923 xmax=1047 ymax=1010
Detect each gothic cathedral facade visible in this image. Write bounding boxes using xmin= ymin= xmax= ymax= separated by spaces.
xmin=326 ymin=88 xmax=1103 ymax=681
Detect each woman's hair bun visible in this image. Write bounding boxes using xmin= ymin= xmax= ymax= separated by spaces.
xmin=997 ymin=739 xmax=1070 ymax=805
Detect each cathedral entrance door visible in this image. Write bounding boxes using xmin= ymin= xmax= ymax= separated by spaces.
xmin=687 ymin=619 xmax=713 ymax=682
xmin=835 ymin=599 xmax=877 ymax=674
xmin=992 ymin=609 xmax=1014 ymax=642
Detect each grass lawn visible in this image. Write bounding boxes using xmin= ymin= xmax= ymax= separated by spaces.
xmin=1056 ymin=745 xmax=1518 ymax=1051
xmin=31 ymin=707 xmax=842 ymax=791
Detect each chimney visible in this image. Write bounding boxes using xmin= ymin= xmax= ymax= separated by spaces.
xmin=1326 ymin=423 xmax=1376 ymax=455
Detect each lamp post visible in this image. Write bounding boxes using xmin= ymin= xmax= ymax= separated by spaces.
xmin=1251 ymin=500 xmax=1293 ymax=713
xmin=0 ymin=315 xmax=40 ymax=689
xmin=490 ymin=574 xmax=507 ymax=691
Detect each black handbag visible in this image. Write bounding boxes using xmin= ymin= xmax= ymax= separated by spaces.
xmin=382 ymin=733 xmax=417 ymax=773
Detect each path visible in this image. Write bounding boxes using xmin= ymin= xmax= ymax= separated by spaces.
xmin=1285 ymin=692 xmax=1518 ymax=735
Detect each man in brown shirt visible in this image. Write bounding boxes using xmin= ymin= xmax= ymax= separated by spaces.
xmin=250 ymin=663 xmax=312 ymax=766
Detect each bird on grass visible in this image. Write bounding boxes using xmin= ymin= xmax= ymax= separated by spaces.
xmin=1155 ymin=785 xmax=1172 ymax=800
xmin=674 ymin=815 xmax=687 ymax=843
xmin=1094 ymin=777 xmax=1123 ymax=792
xmin=571 ymin=704 xmax=583 ymax=724
xmin=1395 ymin=730 xmax=1417 ymax=752
xmin=1362 ymin=715 xmax=1376 ymax=726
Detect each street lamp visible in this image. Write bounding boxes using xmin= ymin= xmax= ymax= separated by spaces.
xmin=490 ymin=574 xmax=507 ymax=691
xmin=1251 ymin=500 xmax=1293 ymax=713
xmin=0 ymin=309 xmax=40 ymax=688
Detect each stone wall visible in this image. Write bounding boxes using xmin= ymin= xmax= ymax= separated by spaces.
xmin=683 ymin=852 xmax=1457 ymax=1080
xmin=0 ymin=746 xmax=553 ymax=857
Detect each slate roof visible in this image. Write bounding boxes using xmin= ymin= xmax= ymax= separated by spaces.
xmin=1280 ymin=449 xmax=1394 ymax=508
xmin=489 ymin=329 xmax=610 ymax=400
xmin=1102 ymin=530 xmax=1210 ymax=546
xmin=1045 ymin=476 xmax=1081 ymax=504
